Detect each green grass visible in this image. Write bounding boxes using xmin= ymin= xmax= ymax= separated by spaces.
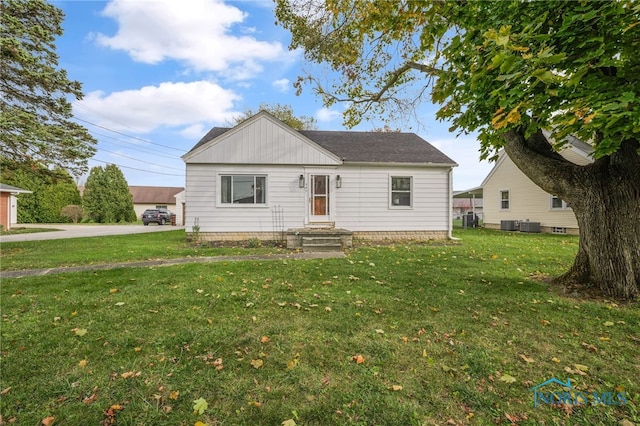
xmin=1 ymin=228 xmax=638 ymax=425
xmin=0 ymin=230 xmax=288 ymax=271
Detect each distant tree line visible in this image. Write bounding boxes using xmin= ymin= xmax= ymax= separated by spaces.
xmin=1 ymin=163 xmax=136 ymax=224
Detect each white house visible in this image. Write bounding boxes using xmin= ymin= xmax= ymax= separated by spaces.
xmin=481 ymin=136 xmax=593 ymax=234
xmin=181 ymin=111 xmax=457 ymax=248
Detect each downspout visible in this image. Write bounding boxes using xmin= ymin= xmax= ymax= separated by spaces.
xmin=448 ymin=168 xmax=454 ymax=239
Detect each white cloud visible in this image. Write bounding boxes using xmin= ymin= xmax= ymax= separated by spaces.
xmin=429 ymin=136 xmax=494 ymax=190
xmin=316 ymin=107 xmax=341 ymax=122
xmin=75 ymin=81 xmax=240 ymax=133
xmin=272 ymin=78 xmax=290 ymax=93
xmin=96 ymin=0 xmax=288 ymax=76
xmin=180 ymin=123 xmax=208 ymax=139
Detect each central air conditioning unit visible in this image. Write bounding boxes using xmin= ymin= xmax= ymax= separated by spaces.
xmin=500 ymin=220 xmax=517 ymax=231
xmin=520 ymin=221 xmax=541 ymax=233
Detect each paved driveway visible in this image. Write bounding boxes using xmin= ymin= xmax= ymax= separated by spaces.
xmin=0 ymin=224 xmax=184 ymax=242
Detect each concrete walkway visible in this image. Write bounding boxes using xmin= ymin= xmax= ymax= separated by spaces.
xmin=1 ymin=251 xmax=345 ymax=279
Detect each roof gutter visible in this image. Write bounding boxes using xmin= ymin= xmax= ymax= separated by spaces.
xmin=342 ymin=161 xmax=459 ymax=168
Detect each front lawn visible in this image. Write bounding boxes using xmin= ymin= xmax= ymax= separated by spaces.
xmin=1 ymin=228 xmax=638 ymax=425
xmin=0 ymin=230 xmax=287 ymax=271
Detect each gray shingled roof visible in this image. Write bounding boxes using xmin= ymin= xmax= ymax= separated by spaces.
xmin=188 ymin=127 xmax=457 ymax=165
xmin=0 ymin=183 xmax=32 ymax=193
xmin=129 ymin=186 xmax=184 ymax=204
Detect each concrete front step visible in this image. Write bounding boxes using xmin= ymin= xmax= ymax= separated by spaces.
xmin=302 ymin=236 xmax=343 ymax=252
xmin=287 ymin=228 xmax=353 ymax=252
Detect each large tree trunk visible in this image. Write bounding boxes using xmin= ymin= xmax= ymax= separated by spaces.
xmin=503 ymin=129 xmax=640 ymax=300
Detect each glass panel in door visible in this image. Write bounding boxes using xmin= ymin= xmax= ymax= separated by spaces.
xmin=311 ymin=175 xmax=329 ymax=217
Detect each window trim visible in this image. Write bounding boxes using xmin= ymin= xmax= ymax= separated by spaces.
xmin=499 ymin=189 xmax=510 ymax=211
xmin=389 ymin=175 xmax=413 ymax=209
xmin=218 ymin=174 xmax=268 ymax=207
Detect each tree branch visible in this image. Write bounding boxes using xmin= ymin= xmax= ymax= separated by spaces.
xmin=502 ymin=128 xmax=586 ymax=198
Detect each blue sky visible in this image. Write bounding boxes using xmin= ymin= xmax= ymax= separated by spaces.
xmin=54 ymin=0 xmax=493 ymax=190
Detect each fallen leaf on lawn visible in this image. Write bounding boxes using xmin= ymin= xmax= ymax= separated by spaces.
xmin=194 ymin=421 xmax=207 ymax=426
xmin=41 ymin=416 xmax=55 ymax=426
xmin=581 ymin=342 xmax=597 ymax=352
xmin=389 ymin=385 xmax=403 ymax=391
xmin=599 ymin=336 xmax=610 ymax=341
xmin=574 ymin=363 xmax=589 ymax=372
xmin=120 ymin=371 xmax=140 ymax=379
xmin=551 ymin=357 xmax=561 ymax=363
xmin=603 ymin=321 xmax=614 ymax=327
xmin=193 ymin=398 xmax=208 ymax=415
xmin=287 ymin=358 xmax=299 ymax=370
xmin=375 ymin=329 xmax=385 ymax=334
xmin=1 ymin=387 xmax=11 ymax=395
xmin=500 ymin=374 xmax=517 ymax=383
xmin=109 ymin=288 xmax=119 ymax=294
xmin=169 ymin=390 xmax=179 ymax=400
xmin=324 ymin=306 xmax=332 ymax=312
xmin=260 ymin=336 xmax=270 ymax=343
xmin=74 ymin=328 xmax=87 ymax=337
xmin=114 ymin=302 xmax=125 ymax=306
xmin=82 ymin=392 xmax=98 ymax=404
xmin=282 ymin=420 xmax=297 ymax=426
xmin=519 ymin=354 xmax=534 ymax=363
xmin=78 ymin=360 xmax=88 ymax=368
xmin=351 ymin=355 xmax=365 ymax=364
xmin=251 ymin=359 xmax=264 ymax=369
xmin=564 ymin=366 xmax=587 ymax=376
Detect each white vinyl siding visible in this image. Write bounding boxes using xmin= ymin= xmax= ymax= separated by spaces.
xmin=334 ymin=166 xmax=450 ymax=232
xmin=482 ymin=152 xmax=581 ymax=230
xmin=185 ymin=164 xmax=306 ymax=232
xmin=184 ymin=114 xmax=340 ymax=166
xmin=185 ymin=164 xmax=451 ymax=233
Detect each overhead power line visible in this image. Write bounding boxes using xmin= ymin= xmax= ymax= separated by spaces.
xmin=99 ymin=148 xmax=185 ymax=171
xmin=75 ymin=117 xmax=186 ymax=152
xmin=92 ymin=158 xmax=184 ymax=177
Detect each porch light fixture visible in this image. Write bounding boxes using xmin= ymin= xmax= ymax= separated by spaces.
xmin=336 ymin=175 xmax=342 ymax=188
xmin=298 ymin=174 xmax=305 ymax=188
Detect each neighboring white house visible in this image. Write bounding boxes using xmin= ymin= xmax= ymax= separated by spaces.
xmin=481 ymin=136 xmax=593 ymax=235
xmin=181 ymin=111 xmax=458 ymax=245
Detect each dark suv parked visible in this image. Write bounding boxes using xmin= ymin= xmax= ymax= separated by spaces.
xmin=142 ymin=208 xmax=173 ymax=225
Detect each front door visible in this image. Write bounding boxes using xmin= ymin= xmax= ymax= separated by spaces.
xmin=309 ymin=174 xmax=330 ymax=222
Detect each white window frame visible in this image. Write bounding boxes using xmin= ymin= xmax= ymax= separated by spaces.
xmin=389 ymin=176 xmax=413 ymax=209
xmin=218 ymin=174 xmax=268 ymax=207
xmin=549 ymin=195 xmax=571 ymax=210
xmin=499 ymin=189 xmax=510 ymax=210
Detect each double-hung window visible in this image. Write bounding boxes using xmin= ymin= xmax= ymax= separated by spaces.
xmin=390 ymin=176 xmax=412 ymax=207
xmin=550 ymin=195 xmax=570 ymax=210
xmin=220 ymin=175 xmax=266 ymax=205
xmin=500 ymin=190 xmax=510 ymax=210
